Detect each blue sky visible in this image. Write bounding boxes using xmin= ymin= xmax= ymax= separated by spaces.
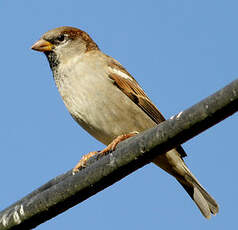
xmin=1 ymin=1 xmax=238 ymax=229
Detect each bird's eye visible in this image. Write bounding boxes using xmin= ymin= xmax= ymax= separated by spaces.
xmin=57 ymin=34 xmax=65 ymax=42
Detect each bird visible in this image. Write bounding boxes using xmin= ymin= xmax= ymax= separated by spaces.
xmin=31 ymin=26 xmax=218 ymax=219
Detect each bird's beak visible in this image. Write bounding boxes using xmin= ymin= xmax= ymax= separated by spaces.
xmin=31 ymin=39 xmax=54 ymax=52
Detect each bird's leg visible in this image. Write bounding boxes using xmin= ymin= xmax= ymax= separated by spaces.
xmin=100 ymin=131 xmax=139 ymax=154
xmin=72 ymin=131 xmax=138 ymax=174
xmin=72 ymin=151 xmax=99 ymax=174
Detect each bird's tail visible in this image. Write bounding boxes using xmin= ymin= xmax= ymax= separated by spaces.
xmin=153 ymin=149 xmax=219 ymax=219
xmin=176 ymin=169 xmax=219 ymax=219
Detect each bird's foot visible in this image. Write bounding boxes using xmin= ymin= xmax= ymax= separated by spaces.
xmin=72 ymin=151 xmax=99 ymax=174
xmin=72 ymin=131 xmax=138 ymax=174
xmin=100 ymin=131 xmax=139 ymax=154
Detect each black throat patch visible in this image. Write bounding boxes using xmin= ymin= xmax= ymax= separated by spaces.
xmin=45 ymin=51 xmax=60 ymax=71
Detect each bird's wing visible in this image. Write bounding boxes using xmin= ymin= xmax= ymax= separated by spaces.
xmin=108 ymin=60 xmax=165 ymax=124
xmin=108 ymin=59 xmax=187 ymax=157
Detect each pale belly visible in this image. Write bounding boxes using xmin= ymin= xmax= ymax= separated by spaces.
xmin=55 ymin=68 xmax=156 ymax=145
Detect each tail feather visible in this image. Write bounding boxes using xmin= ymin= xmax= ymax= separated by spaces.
xmin=153 ymin=148 xmax=218 ymax=218
xmin=177 ymin=174 xmax=219 ymax=219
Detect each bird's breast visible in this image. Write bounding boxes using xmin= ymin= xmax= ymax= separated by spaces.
xmin=53 ymin=59 xmax=156 ymax=145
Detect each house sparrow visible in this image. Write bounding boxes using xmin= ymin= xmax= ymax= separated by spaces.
xmin=31 ymin=26 xmax=218 ymax=218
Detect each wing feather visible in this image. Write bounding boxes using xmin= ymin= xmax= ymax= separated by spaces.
xmin=108 ymin=60 xmax=187 ymax=157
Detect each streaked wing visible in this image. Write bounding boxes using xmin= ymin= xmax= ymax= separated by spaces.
xmin=108 ymin=61 xmax=165 ymax=124
xmin=108 ymin=59 xmax=187 ymax=157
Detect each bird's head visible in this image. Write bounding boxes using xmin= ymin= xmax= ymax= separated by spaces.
xmin=31 ymin=26 xmax=99 ymax=69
